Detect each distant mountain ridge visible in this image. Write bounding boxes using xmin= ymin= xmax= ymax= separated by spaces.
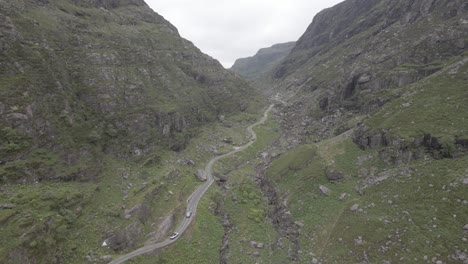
xmin=231 ymin=41 xmax=295 ymax=80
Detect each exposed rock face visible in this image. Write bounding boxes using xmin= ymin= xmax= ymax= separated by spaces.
xmin=267 ymin=0 xmax=467 ymax=142
xmin=105 ymin=221 xmax=143 ymax=251
xmin=231 ymin=42 xmax=296 ymax=80
xmin=195 ymin=169 xmax=207 ymax=181
xmin=0 ymin=0 xmax=256 ymax=183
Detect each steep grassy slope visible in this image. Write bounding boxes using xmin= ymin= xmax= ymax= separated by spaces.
xmin=231 ymin=42 xmax=296 ymax=80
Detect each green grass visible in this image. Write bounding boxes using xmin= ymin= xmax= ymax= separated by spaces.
xmin=263 ymin=128 xmax=467 ymax=263
xmin=367 ymin=59 xmax=468 ymax=140
xmin=265 ymin=139 xmax=363 ymax=262
xmin=321 ymin=156 xmax=468 ymax=263
xmin=223 ymin=165 xmax=280 ymax=264
xmin=126 ymin=187 xmax=225 ymax=264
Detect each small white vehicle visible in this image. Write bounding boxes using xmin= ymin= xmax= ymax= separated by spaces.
xmin=169 ymin=232 xmax=179 ymax=240
xmin=186 ymin=211 xmax=193 ymax=218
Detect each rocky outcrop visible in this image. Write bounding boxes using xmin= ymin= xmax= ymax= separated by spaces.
xmin=231 ymin=42 xmax=296 ymax=80
xmin=353 ymin=125 xmax=466 ymax=164
xmin=194 ymin=169 xmax=207 ymax=181
xmin=265 ymin=0 xmax=467 ymax=144
xmin=104 ymin=221 xmax=143 ymax=251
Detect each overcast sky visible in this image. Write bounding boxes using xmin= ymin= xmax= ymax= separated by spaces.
xmin=145 ymin=0 xmax=343 ymax=68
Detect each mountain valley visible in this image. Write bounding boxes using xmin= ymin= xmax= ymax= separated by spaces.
xmin=1 ymin=0 xmax=467 ymax=263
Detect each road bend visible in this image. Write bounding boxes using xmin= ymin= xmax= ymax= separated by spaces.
xmin=109 ymin=104 xmax=274 ymax=264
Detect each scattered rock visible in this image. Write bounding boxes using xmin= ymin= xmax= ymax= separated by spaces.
xmin=256 ymin=242 xmax=264 ymax=249
xmin=124 ymin=214 xmax=132 ymax=220
xmin=339 ymin=193 xmax=349 ymax=201
xmin=463 ymin=224 xmax=468 ymax=230
xmin=85 ymin=255 xmax=92 ymax=262
xmin=319 ymin=185 xmax=331 ymax=196
xmin=451 ymin=249 xmax=467 ymax=261
xmin=463 ymin=178 xmax=468 ymax=185
xmin=249 ymin=241 xmax=257 ymax=248
xmin=312 ymin=257 xmax=319 ymax=264
xmin=0 ymin=204 xmax=16 ymax=209
xmin=214 ymin=172 xmax=228 ymax=182
xmin=402 ymin=102 xmax=412 ymax=108
xmin=326 ymin=168 xmax=345 ymax=182
xmin=351 ymin=204 xmax=360 ymax=212
xmin=218 ymin=115 xmax=225 ymax=122
xmin=222 ymin=137 xmax=233 ymax=144
xmin=354 ymin=236 xmax=363 ymax=246
xmin=294 ymin=221 xmax=305 ymax=228
xmin=194 ymin=169 xmax=207 ymax=181
xmin=271 ymin=152 xmax=280 ymax=158
xmin=99 ymin=255 xmax=112 ymax=262
xmin=253 ymin=251 xmax=260 ymax=257
xmin=357 ymin=74 xmax=371 ymax=84
xmin=260 ymin=152 xmax=269 ymax=158
xmin=177 ymin=159 xmax=195 ymax=165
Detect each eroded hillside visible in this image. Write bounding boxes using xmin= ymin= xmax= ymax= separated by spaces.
xmin=0 ymin=0 xmax=261 ymax=263
xmin=0 ymin=0 xmax=258 ymax=183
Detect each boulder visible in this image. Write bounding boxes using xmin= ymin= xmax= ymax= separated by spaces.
xmin=350 ymin=204 xmax=360 ymax=212
xmin=271 ymin=152 xmax=280 ymax=158
xmin=319 ymin=185 xmax=331 ymax=196
xmin=222 ymin=137 xmax=233 ymax=144
xmin=338 ymin=193 xmax=349 ymax=201
xmin=354 ymin=236 xmax=363 ymax=246
xmin=357 ymin=74 xmax=371 ymax=84
xmin=463 ymin=224 xmax=468 ymax=230
xmin=326 ymin=169 xmax=344 ymax=182
xmin=0 ymin=204 xmax=16 ymax=209
xmin=256 ymin=242 xmax=264 ymax=249
xmin=214 ymin=172 xmax=228 ymax=182
xmin=312 ymin=258 xmax=319 ymax=264
xmin=99 ymin=255 xmax=112 ymax=262
xmin=249 ymin=241 xmax=257 ymax=248
xmin=294 ymin=221 xmax=305 ymax=227
xmin=463 ymin=178 xmax=468 ymax=186
xmin=194 ymin=169 xmax=207 ymax=181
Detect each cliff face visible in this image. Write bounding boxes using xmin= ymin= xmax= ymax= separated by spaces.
xmin=268 ymin=0 xmax=467 ymax=142
xmin=0 ymin=0 xmax=256 ymax=182
xmin=231 ymin=41 xmax=295 ymax=80
xmin=276 ymin=0 xmax=466 ymax=79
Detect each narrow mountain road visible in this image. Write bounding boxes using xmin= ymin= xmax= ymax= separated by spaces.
xmin=109 ymin=104 xmax=274 ymax=264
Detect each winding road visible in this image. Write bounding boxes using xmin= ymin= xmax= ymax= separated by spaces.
xmin=109 ymin=104 xmax=274 ymax=264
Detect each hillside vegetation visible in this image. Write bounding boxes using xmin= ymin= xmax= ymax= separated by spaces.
xmin=0 ymin=0 xmax=261 ymax=262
